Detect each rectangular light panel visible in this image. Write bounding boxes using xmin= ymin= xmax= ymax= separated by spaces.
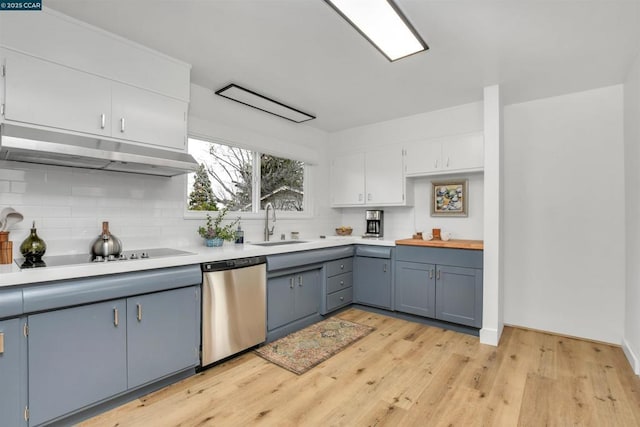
xmin=324 ymin=0 xmax=428 ymax=61
xmin=215 ymin=84 xmax=315 ymax=123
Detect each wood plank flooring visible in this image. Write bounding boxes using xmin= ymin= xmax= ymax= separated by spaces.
xmin=80 ymin=308 xmax=640 ymax=426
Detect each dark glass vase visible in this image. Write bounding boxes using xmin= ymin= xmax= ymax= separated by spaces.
xmin=20 ymin=221 xmax=47 ymax=261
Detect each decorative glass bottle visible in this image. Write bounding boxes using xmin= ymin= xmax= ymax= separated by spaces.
xmin=20 ymin=221 xmax=47 ymax=261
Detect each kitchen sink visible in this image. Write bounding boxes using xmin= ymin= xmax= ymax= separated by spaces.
xmin=250 ymin=240 xmax=308 ymax=247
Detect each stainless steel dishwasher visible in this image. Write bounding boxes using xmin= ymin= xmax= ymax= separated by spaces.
xmin=201 ymin=256 xmax=267 ymax=367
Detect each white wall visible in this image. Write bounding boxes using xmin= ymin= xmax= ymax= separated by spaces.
xmin=481 ymin=85 xmax=504 ymax=346
xmin=503 ymin=85 xmax=625 ymax=344
xmin=328 ymin=102 xmax=485 ymax=240
xmin=0 ymin=83 xmax=336 ymax=257
xmin=623 ymin=53 xmax=640 ymax=373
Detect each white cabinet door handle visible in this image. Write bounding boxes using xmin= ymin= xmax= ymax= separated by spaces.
xmin=120 ymin=118 xmax=125 ymax=133
xmin=100 ymin=113 xmax=106 ymax=129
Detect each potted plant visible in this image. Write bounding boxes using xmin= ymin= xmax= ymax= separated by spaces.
xmin=198 ymin=207 xmax=240 ymax=247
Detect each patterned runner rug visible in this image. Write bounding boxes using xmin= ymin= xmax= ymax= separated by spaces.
xmin=255 ymin=317 xmax=374 ymax=375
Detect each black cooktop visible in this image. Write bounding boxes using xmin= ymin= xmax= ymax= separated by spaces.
xmin=15 ymin=248 xmax=195 ymax=269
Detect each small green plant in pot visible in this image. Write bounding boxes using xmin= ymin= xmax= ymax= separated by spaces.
xmin=198 ymin=207 xmax=240 ymax=247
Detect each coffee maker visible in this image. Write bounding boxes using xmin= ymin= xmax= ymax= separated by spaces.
xmin=364 ymin=210 xmax=384 ymax=238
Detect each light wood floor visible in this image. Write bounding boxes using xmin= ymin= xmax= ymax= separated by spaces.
xmin=80 ymin=308 xmax=640 ymax=426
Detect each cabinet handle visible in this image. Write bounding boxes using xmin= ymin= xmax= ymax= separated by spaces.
xmin=120 ymin=117 xmax=125 ymax=133
xmin=383 ymin=263 xmax=387 ymax=273
xmin=340 ymin=296 xmax=344 ymax=301
xmin=136 ymin=303 xmax=142 ymax=321
xmin=446 ymin=157 xmax=450 ymax=167
xmin=289 ymin=277 xmax=294 ymax=289
xmin=437 ymin=270 xmax=441 ymax=280
xmin=298 ymin=275 xmax=303 ymax=287
xmin=340 ymin=264 xmax=344 ymax=270
xmin=367 ymin=193 xmax=372 ymax=201
xmin=100 ymin=113 xmax=106 ymax=129
xmin=435 ymin=159 xmax=439 ymax=168
xmin=113 ymin=308 xmax=119 ymax=327
xmin=358 ymin=193 xmax=363 ymax=202
xmin=0 ymin=332 xmax=4 ymax=354
xmin=429 ymin=269 xmax=434 ymax=279
xmin=340 ymin=280 xmax=344 ymax=286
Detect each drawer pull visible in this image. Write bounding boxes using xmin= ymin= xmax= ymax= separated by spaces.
xmin=383 ymin=263 xmax=387 ymax=273
xmin=136 ymin=303 xmax=142 ymax=321
xmin=339 ymin=296 xmax=344 ymax=301
xmin=100 ymin=113 xmax=106 ymax=129
xmin=0 ymin=332 xmax=4 ymax=354
xmin=289 ymin=277 xmax=294 ymax=289
xmin=340 ymin=280 xmax=344 ymax=286
xmin=113 ymin=308 xmax=119 ymax=327
xmin=429 ymin=269 xmax=434 ymax=279
xmin=437 ymin=270 xmax=441 ymax=280
xmin=340 ymin=264 xmax=344 ymax=269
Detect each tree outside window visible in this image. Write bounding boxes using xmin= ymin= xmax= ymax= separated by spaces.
xmin=187 ymin=138 xmax=305 ymax=212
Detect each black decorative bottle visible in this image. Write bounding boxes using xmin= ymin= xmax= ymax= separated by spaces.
xmin=20 ymin=221 xmax=47 ymax=261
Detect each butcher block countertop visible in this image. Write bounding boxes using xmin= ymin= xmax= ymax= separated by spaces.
xmin=395 ymin=238 xmax=484 ymax=250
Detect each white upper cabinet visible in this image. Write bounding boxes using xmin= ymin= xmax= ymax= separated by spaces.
xmin=365 ymin=147 xmax=406 ymax=205
xmin=111 ymin=83 xmax=187 ymax=150
xmin=0 ymin=9 xmax=191 ymax=152
xmin=330 ymin=147 xmax=410 ymax=207
xmin=3 ymin=50 xmax=112 ymax=136
xmin=330 ymin=152 xmax=365 ymax=206
xmin=404 ymin=132 xmax=484 ymax=176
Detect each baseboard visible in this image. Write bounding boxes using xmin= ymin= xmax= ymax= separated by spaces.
xmin=480 ymin=326 xmax=502 ymax=346
xmin=622 ymin=338 xmax=640 ymax=375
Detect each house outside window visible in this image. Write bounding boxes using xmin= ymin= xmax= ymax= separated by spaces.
xmin=187 ymin=137 xmax=306 ymax=214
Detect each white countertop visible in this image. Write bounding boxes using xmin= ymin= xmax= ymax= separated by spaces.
xmin=0 ymin=236 xmax=395 ymax=287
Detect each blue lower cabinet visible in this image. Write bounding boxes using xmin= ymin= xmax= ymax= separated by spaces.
xmin=28 ymin=300 xmax=128 ymax=426
xmin=354 ymin=256 xmax=392 ymax=309
xmin=394 ymin=246 xmax=483 ymax=328
xmin=0 ymin=318 xmax=27 ymax=427
xmin=435 ymin=265 xmax=483 ymax=328
xmin=395 ymin=261 xmax=436 ymax=317
xmin=25 ymin=285 xmax=201 ymax=426
xmin=127 ymin=286 xmax=200 ymax=389
xmin=267 ymin=268 xmax=320 ymax=331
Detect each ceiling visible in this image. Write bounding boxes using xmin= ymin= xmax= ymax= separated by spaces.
xmin=47 ymin=0 xmax=640 ymax=132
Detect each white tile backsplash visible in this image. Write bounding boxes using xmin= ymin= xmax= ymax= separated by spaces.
xmin=1 ymin=159 xmax=338 ymax=258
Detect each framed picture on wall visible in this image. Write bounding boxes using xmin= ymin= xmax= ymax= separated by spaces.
xmin=431 ymin=180 xmax=468 ymax=217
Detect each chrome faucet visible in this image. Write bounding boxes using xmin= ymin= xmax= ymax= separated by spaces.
xmin=264 ymin=202 xmax=276 ymax=241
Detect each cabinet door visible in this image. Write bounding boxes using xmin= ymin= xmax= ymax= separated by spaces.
xmin=441 ymin=132 xmax=484 ymax=172
xmin=354 ymin=257 xmax=392 ymax=309
xmin=365 ymin=147 xmax=405 ymax=205
xmin=0 ymin=318 xmax=27 ymax=427
xmin=3 ymin=49 xmax=112 ymax=136
xmin=395 ymin=261 xmax=436 ymax=317
xmin=330 ymin=153 xmax=365 ymax=206
xmin=294 ymin=269 xmax=320 ymax=319
xmin=28 ymin=300 xmax=127 ymax=426
xmin=127 ymin=287 xmax=200 ymax=389
xmin=435 ymin=265 xmax=483 ymax=327
xmin=267 ymin=275 xmax=296 ymax=330
xmin=111 ymin=82 xmax=187 ymax=150
xmin=404 ymin=139 xmax=442 ymax=176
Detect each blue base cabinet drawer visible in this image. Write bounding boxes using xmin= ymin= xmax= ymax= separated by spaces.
xmin=327 ymin=272 xmax=353 ymax=294
xmin=326 ymin=287 xmax=353 ymax=312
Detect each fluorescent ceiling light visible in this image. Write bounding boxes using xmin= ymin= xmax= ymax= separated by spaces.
xmin=324 ymin=0 xmax=428 ymax=61
xmin=215 ymin=84 xmax=315 ymax=123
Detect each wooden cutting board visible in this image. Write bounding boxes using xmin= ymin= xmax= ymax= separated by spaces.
xmin=395 ymin=238 xmax=484 ymax=250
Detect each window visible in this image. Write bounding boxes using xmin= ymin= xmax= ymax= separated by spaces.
xmin=187 ymin=137 xmax=305 ymax=213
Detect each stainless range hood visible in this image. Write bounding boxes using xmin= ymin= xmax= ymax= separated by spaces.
xmin=0 ymin=124 xmax=199 ymax=177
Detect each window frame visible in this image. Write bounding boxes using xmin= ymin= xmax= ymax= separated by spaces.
xmin=184 ymin=135 xmax=312 ymax=220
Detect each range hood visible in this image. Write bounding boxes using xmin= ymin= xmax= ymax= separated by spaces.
xmin=0 ymin=124 xmax=199 ymax=177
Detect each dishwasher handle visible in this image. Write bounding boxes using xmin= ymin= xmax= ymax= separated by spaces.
xmin=202 ymin=256 xmax=266 ymax=272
